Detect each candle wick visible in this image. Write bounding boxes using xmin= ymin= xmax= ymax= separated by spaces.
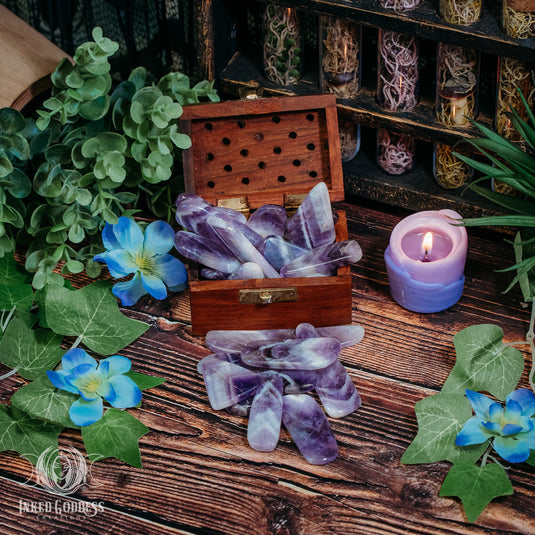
xmin=422 ymin=249 xmax=430 ymax=262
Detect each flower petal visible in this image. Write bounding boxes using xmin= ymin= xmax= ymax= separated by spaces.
xmin=488 ymin=402 xmax=503 ymax=423
xmin=507 ymin=389 xmax=535 ymax=417
xmin=504 ymin=398 xmax=523 ymax=422
xmin=112 ymin=272 xmax=147 ymax=306
xmin=69 ymin=397 xmax=104 ymax=426
xmin=493 ymin=435 xmax=531 ymax=463
xmin=154 ymin=254 xmax=188 ymax=291
xmin=465 ymin=389 xmax=494 ymax=419
xmin=455 ymin=416 xmax=490 ymax=446
xmin=112 ymin=217 xmax=144 ymax=252
xmin=141 ymin=272 xmax=167 ymax=300
xmin=502 ymin=423 xmax=523 ymax=436
xmin=100 ymin=355 xmax=132 ymax=376
xmin=62 ymin=348 xmax=97 ymax=372
xmin=102 ymin=222 xmax=121 ymax=250
xmin=47 ymin=370 xmax=78 ymax=394
xmin=143 ymin=220 xmax=174 ymax=255
xmin=107 ymin=375 xmax=142 ymax=408
xmin=481 ymin=421 xmax=501 ymax=434
xmin=93 ymin=249 xmax=137 ymax=278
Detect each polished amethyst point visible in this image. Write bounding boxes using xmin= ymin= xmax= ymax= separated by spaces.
xmin=241 ymin=337 xmax=341 ymax=370
xmin=282 ymin=394 xmax=339 ymax=464
xmin=295 ymin=323 xmax=319 ymax=339
xmin=317 ymin=325 xmax=365 ymax=348
xmin=197 ymin=354 xmax=260 ymax=410
xmin=228 ymin=262 xmax=265 ymax=280
xmin=174 ymin=230 xmax=241 ymax=274
xmin=200 ymin=268 xmax=228 ymax=280
xmin=285 ymin=182 xmax=335 ymax=249
xmin=175 ymin=193 xmax=247 ymax=229
xmin=205 ymin=328 xmax=295 ymax=356
xmin=226 ymin=398 xmax=253 ymax=417
xmin=247 ymin=374 xmax=284 ymax=452
xmin=207 ymin=215 xmax=280 ymax=278
xmin=247 ymin=204 xmax=287 ymax=238
xmin=259 ymin=236 xmax=308 ymax=271
xmin=315 ymin=361 xmax=361 ymax=418
xmin=279 ymin=370 xmax=316 ymax=394
xmin=280 ymin=240 xmax=363 ymax=278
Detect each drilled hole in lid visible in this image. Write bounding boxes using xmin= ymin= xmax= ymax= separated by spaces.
xmin=306 ymin=114 xmax=314 ymax=122
xmin=242 ymin=177 xmax=250 ymax=185
xmin=254 ymin=132 xmax=264 ymax=142
xmin=272 ymin=115 xmax=281 ymax=124
xmin=309 ymin=171 xmax=318 ymax=178
xmin=205 ymin=123 xmax=213 ymax=130
xmin=222 ymin=137 xmax=231 ymax=145
xmin=207 ymin=181 xmax=215 ymax=188
xmin=240 ymin=149 xmax=249 ymax=157
xmin=206 ymin=153 xmax=214 ymax=161
xmin=277 ymin=175 xmax=286 ymax=183
xmin=292 ymin=159 xmax=301 ymax=167
xmin=289 ymin=131 xmax=297 ymax=139
xmin=307 ymin=143 xmax=315 ymax=151
xmin=224 ymin=164 xmax=233 ymax=172
xmin=258 ymin=161 xmax=266 ymax=169
xmin=273 ymin=146 xmax=282 ymax=154
xmin=237 ymin=120 xmax=246 ymax=129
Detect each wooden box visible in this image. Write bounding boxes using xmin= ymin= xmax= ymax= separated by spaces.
xmin=178 ymin=94 xmax=352 ymax=335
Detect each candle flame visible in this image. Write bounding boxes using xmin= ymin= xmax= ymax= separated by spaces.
xmin=422 ymin=232 xmax=433 ymax=257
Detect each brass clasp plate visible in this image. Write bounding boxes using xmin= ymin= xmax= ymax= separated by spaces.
xmin=239 ymin=287 xmax=298 ymax=305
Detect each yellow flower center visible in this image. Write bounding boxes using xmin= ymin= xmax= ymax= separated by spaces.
xmin=134 ymin=252 xmax=155 ymax=274
xmin=79 ymin=373 xmax=102 ymax=393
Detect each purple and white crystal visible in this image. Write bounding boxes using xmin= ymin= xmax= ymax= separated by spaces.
xmin=247 ymin=204 xmax=287 ymax=238
xmin=259 ymin=236 xmax=308 ymax=271
xmin=315 ymin=361 xmax=361 ymax=418
xmin=228 ymin=262 xmax=265 ymax=280
xmin=282 ymin=394 xmax=339 ymax=465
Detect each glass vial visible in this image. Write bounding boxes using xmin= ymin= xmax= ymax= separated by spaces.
xmin=339 ymin=111 xmax=361 ymax=162
xmin=439 ymin=0 xmax=483 ymax=25
xmin=502 ymin=0 xmax=535 ymax=39
xmin=319 ymin=16 xmax=362 ymax=99
xmin=262 ymin=4 xmax=303 ymax=86
xmin=433 ymin=142 xmax=473 ymax=189
xmin=377 ymin=30 xmax=419 ymax=112
xmin=377 ymin=0 xmax=422 ymax=12
xmin=377 ymin=128 xmax=416 ymax=175
xmin=435 ymin=43 xmax=480 ymax=127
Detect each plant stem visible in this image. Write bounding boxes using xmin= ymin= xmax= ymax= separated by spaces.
xmin=71 ymin=334 xmax=84 ymax=350
xmin=0 ymin=366 xmax=19 ymax=381
xmin=480 ymin=443 xmax=493 ymax=467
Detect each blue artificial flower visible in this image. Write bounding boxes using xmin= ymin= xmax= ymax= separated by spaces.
xmin=47 ymin=348 xmax=142 ymax=426
xmin=94 ymin=216 xmax=187 ymax=306
xmin=455 ymin=389 xmax=535 ymax=463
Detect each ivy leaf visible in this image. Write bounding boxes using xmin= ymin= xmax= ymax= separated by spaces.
xmin=527 ymin=451 xmax=535 ymax=467
xmin=0 ymin=405 xmax=63 ymax=480
xmin=441 ymin=324 xmax=524 ymax=400
xmin=81 ymin=408 xmax=149 ymax=468
xmin=11 ymin=375 xmax=78 ymax=428
xmin=45 ymin=281 xmax=149 ymax=355
xmin=0 ymin=254 xmax=28 ymax=284
xmin=0 ymin=282 xmax=34 ymax=312
xmin=0 ymin=316 xmax=64 ymax=379
xmin=401 ymin=393 xmax=488 ymax=465
xmin=439 ymin=462 xmax=513 ymax=522
xmin=125 ymin=370 xmax=166 ymax=391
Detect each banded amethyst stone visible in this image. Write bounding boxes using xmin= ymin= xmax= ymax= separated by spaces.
xmin=241 ymin=337 xmax=341 ymax=370
xmin=285 ymin=182 xmax=335 ymax=249
xmin=282 ymin=394 xmax=339 ymax=465
xmin=247 ymin=204 xmax=287 ymax=238
xmin=205 ymin=328 xmax=295 ymax=356
xmin=315 ymin=361 xmax=361 ymax=418
xmin=247 ymin=374 xmax=284 ymax=452
xmin=228 ymin=262 xmax=264 ymax=280
xmin=317 ymin=325 xmax=365 ymax=348
xmin=259 ymin=236 xmax=308 ymax=271
xmin=280 ymin=240 xmax=362 ymax=278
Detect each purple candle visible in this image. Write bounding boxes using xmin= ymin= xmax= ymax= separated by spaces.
xmin=384 ymin=209 xmax=468 ymax=312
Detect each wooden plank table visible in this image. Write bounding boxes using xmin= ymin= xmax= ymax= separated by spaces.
xmin=0 ymin=197 xmax=533 ymax=535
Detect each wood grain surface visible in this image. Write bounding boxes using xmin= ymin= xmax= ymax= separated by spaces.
xmin=0 ymin=198 xmax=533 ymax=535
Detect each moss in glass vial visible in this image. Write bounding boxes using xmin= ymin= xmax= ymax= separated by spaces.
xmin=377 ymin=129 xmax=416 ymax=175
xmin=502 ymin=0 xmax=535 ymax=38
xmin=339 ymin=113 xmax=360 ymax=162
xmin=377 ymin=0 xmax=422 ymax=11
xmin=439 ymin=0 xmax=482 ymax=25
xmin=436 ymin=44 xmax=478 ymax=127
xmin=263 ymin=4 xmax=302 ymax=86
xmin=321 ymin=17 xmax=360 ymax=99
xmin=434 ymin=143 xmax=472 ymax=189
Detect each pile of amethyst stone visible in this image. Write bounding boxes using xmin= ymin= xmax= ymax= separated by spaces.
xmin=198 ymin=322 xmax=364 ymax=464
xmin=174 ymin=182 xmax=362 ymax=279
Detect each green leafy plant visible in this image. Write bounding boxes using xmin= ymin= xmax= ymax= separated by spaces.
xmin=403 ymin=91 xmax=535 ymax=522
xmin=0 ymin=27 xmax=218 ymax=289
xmin=0 ymin=254 xmax=164 ymax=476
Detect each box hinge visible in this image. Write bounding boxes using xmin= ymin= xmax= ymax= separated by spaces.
xmin=283 ymin=193 xmax=307 ymax=213
xmin=239 ymin=287 xmax=298 ymax=305
xmin=217 ymin=196 xmax=250 ymax=217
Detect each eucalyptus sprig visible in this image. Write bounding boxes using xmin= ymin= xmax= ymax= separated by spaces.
xmin=0 ymin=27 xmax=219 ymax=289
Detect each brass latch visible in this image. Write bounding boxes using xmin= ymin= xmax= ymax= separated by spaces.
xmin=283 ymin=193 xmax=307 ymax=214
xmin=239 ymin=287 xmax=298 ymax=305
xmin=217 ymin=196 xmax=250 ymax=217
